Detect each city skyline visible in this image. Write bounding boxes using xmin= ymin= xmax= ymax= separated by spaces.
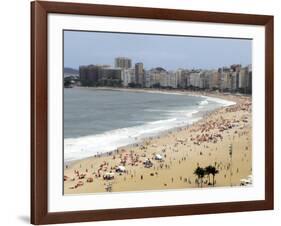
xmin=64 ymin=30 xmax=252 ymax=71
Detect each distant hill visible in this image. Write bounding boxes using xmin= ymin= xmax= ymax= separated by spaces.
xmin=64 ymin=67 xmax=79 ymax=75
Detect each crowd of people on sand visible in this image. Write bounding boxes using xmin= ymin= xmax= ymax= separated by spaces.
xmin=188 ymin=101 xmax=251 ymax=146
xmin=64 ymin=97 xmax=252 ymax=192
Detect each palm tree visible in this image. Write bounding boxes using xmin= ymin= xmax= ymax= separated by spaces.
xmin=210 ymin=166 xmax=219 ymax=187
xmin=194 ymin=166 xmax=205 ymax=188
xmin=205 ymin=165 xmax=213 ymax=185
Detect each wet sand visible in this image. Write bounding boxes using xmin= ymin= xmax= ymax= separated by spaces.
xmin=64 ymin=91 xmax=252 ymax=194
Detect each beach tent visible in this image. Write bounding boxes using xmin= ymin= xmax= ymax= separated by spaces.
xmin=155 ymin=154 xmax=163 ymax=160
xmin=116 ymin=165 xmax=126 ymax=172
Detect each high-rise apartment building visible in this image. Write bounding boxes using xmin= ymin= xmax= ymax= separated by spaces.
xmin=79 ymin=64 xmax=110 ymax=86
xmin=135 ymin=63 xmax=144 ymax=86
xmin=115 ymin=57 xmax=132 ymax=69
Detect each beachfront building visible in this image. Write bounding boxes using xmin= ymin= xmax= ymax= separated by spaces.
xmin=122 ymin=68 xmax=135 ymax=87
xmin=230 ymin=64 xmax=242 ymax=92
xmin=175 ymin=69 xmax=190 ymax=88
xmin=208 ymin=70 xmax=220 ymax=90
xmin=135 ymin=63 xmax=145 ymax=87
xmin=230 ymin=64 xmax=242 ymax=74
xmin=115 ymin=57 xmax=132 ymax=69
xmin=168 ymin=71 xmax=178 ymax=88
xmin=189 ymin=70 xmax=202 ymax=88
xmin=99 ymin=68 xmax=123 ymax=86
xmin=229 ymin=71 xmax=239 ymax=91
xmin=238 ymin=65 xmax=252 ymax=94
xmin=157 ymin=70 xmax=178 ymax=88
xmin=78 ymin=59 xmax=251 ymax=93
xmin=247 ymin=64 xmax=252 ymax=94
xmin=199 ymin=71 xmax=210 ymax=89
xmin=159 ymin=71 xmax=168 ymax=87
xmin=225 ymin=73 xmax=231 ymax=91
xmin=216 ymin=64 xmax=252 ymax=93
xmin=79 ymin=64 xmax=110 ymax=86
xmin=146 ymin=67 xmax=168 ymax=88
xmin=144 ymin=71 xmax=150 ymax=88
xmin=219 ymin=68 xmax=232 ymax=91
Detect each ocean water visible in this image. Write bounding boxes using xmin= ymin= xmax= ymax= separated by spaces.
xmin=64 ymin=88 xmax=235 ymax=162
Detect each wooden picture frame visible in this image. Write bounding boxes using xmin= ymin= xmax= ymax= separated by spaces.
xmin=31 ymin=1 xmax=274 ymax=224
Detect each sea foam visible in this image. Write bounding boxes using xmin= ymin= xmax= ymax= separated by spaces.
xmin=64 ymin=109 xmax=201 ymax=162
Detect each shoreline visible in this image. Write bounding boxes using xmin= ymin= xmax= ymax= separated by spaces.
xmin=65 ymin=106 xmax=217 ymax=166
xmin=64 ymin=88 xmax=252 ymax=194
xmin=75 ymin=86 xmax=240 ymax=105
xmin=64 ymin=87 xmax=237 ymax=164
xmin=65 ymin=117 xmax=199 ymax=167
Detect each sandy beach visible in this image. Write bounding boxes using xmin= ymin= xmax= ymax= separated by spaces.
xmin=64 ymin=90 xmax=252 ymax=194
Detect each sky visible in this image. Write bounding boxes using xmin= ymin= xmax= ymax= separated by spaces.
xmin=64 ymin=30 xmax=252 ymax=71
